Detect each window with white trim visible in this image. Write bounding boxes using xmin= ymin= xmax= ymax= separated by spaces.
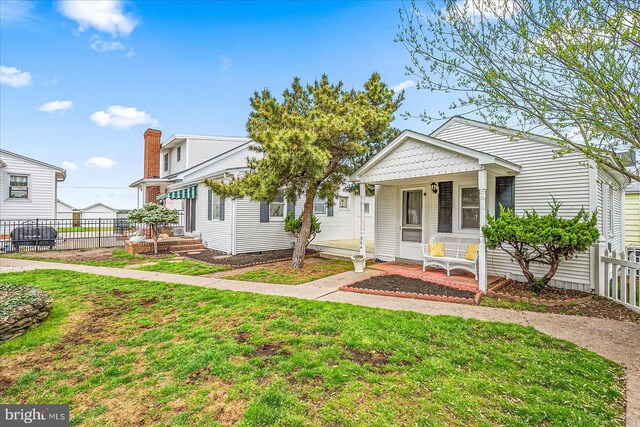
xmin=460 ymin=187 xmax=480 ymax=229
xmin=163 ymin=153 xmax=169 ymax=172
xmin=314 ymin=196 xmax=326 ymax=214
xmin=177 ymin=146 xmax=182 ymax=162
xmin=210 ymin=192 xmax=221 ymax=219
xmin=363 ymin=202 xmax=370 ymax=215
xmin=270 ymin=191 xmax=285 ymax=218
xmin=8 ymin=174 xmax=29 ymax=199
xmin=339 ymin=196 xmax=348 ymax=209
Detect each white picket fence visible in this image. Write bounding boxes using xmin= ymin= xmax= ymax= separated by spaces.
xmin=599 ymin=249 xmax=640 ymax=314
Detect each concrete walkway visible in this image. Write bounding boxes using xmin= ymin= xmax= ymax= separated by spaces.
xmin=2 ymin=258 xmax=639 ymax=426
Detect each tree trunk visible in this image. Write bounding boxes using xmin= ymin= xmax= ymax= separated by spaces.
xmin=292 ymin=192 xmax=316 ymax=268
xmin=542 ymin=259 xmax=560 ymax=285
xmin=152 ymin=224 xmax=159 ymax=254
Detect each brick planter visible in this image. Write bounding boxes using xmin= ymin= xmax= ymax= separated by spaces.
xmin=0 ymin=284 xmax=53 ymax=342
xmin=339 ymin=274 xmax=483 ymax=305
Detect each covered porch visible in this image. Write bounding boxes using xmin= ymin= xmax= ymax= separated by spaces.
xmin=351 ymin=130 xmax=521 ymax=292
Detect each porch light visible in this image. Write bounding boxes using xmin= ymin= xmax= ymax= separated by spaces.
xmin=431 ymin=182 xmax=438 ymax=194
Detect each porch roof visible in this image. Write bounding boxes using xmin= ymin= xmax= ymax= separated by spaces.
xmin=351 ymin=130 xmax=521 ymax=184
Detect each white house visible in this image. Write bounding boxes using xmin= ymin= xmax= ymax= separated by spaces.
xmin=351 ymin=117 xmax=628 ymax=292
xmin=0 ymin=149 xmax=66 ymax=220
xmin=130 ymin=129 xmax=375 ymax=254
xmin=56 ymin=199 xmax=79 ymax=221
xmin=80 ymin=203 xmax=119 ymax=220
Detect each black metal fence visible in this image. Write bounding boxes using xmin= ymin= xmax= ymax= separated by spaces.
xmin=0 ymin=213 xmax=184 ymax=253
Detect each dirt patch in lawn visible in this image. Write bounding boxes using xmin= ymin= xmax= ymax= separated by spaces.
xmin=6 ymin=248 xmax=117 ymax=262
xmin=341 ymin=274 xmax=480 ymax=304
xmin=184 ymin=248 xmax=318 ymax=268
xmin=346 ymin=348 xmax=390 ymax=367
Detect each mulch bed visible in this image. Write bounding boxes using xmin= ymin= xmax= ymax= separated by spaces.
xmin=544 ymin=296 xmax=640 ymax=323
xmin=182 ymin=248 xmax=318 ymax=268
xmin=340 ymin=274 xmax=482 ymax=305
xmin=488 ymin=279 xmax=593 ymax=306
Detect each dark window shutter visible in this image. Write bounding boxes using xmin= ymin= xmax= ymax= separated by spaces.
xmin=287 ymin=201 xmax=295 ymax=217
xmin=260 ymin=201 xmax=269 ymax=222
xmin=495 ymin=176 xmax=515 ymax=217
xmin=437 ymin=181 xmax=453 ymax=233
xmin=220 ymin=198 xmax=225 ymax=221
xmin=327 ymin=201 xmax=334 ymax=217
xmin=207 ymin=190 xmax=212 ymax=221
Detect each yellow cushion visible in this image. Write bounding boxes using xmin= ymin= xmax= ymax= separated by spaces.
xmin=466 ymin=244 xmax=479 ymax=261
xmin=428 ymin=242 xmax=444 ymax=257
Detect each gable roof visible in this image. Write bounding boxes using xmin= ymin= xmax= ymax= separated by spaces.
xmin=161 ymin=134 xmax=251 ymax=149
xmin=81 ymin=202 xmax=118 ymax=212
xmin=351 ymin=129 xmax=520 ymax=181
xmin=56 ymin=199 xmax=77 ymax=210
xmin=0 ymin=149 xmax=66 ymax=180
xmin=170 ymin=140 xmax=255 ymax=179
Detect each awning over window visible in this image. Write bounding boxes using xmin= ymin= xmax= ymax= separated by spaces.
xmin=156 ymin=194 xmax=168 ymax=201
xmin=168 ymin=186 xmax=197 ymax=199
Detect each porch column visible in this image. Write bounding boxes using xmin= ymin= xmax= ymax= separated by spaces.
xmin=478 ymin=168 xmax=488 ymax=292
xmin=359 ymin=183 xmax=366 ymax=258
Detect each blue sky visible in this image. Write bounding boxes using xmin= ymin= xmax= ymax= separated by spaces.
xmin=1 ymin=0 xmax=454 ymax=209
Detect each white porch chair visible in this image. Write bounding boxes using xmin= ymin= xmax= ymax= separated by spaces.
xmin=419 ymin=235 xmax=479 ymax=279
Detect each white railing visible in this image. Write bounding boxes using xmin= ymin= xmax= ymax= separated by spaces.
xmin=598 ymin=247 xmax=640 ymax=313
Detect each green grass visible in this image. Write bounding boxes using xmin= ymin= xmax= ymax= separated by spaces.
xmin=224 ymin=257 xmax=355 ymax=285
xmin=479 ymin=296 xmax=549 ymax=312
xmin=1 ymin=249 xmax=172 ymax=268
xmin=134 ymin=259 xmax=231 ymax=276
xmin=56 ymin=226 xmax=115 ymax=233
xmin=0 ymin=270 xmax=625 ymax=426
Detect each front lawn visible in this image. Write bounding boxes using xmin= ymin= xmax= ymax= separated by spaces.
xmin=134 ymin=259 xmax=231 ymax=276
xmin=224 ymin=257 xmax=355 ymax=285
xmin=0 ymin=270 xmax=625 ymax=426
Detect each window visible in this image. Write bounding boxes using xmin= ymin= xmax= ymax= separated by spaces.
xmin=314 ymin=196 xmax=326 ymax=214
xmin=608 ymin=186 xmax=614 ymax=235
xmin=270 ymin=191 xmax=285 ymax=218
xmin=460 ymin=187 xmax=480 ymax=229
xmin=495 ymin=176 xmax=515 ymax=217
xmin=402 ymin=190 xmax=422 ymax=242
xmin=339 ymin=196 xmax=348 ymax=209
xmin=363 ymin=202 xmax=370 ymax=215
xmin=210 ymin=192 xmax=220 ymax=220
xmin=163 ymin=153 xmax=169 ymax=172
xmin=8 ymin=174 xmax=28 ymax=199
xmin=177 ymin=146 xmax=181 ymax=162
xmin=437 ymin=181 xmax=453 ymax=233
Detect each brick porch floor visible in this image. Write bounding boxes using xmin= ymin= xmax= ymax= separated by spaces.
xmin=368 ymin=262 xmax=501 ymax=292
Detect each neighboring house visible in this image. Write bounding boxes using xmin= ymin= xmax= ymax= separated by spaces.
xmin=56 ymin=199 xmax=80 ymax=221
xmin=626 ymin=179 xmax=640 ymax=246
xmin=0 ymin=149 xmax=66 ymax=220
xmin=80 ymin=203 xmax=118 ymax=220
xmin=130 ymin=129 xmax=375 ymax=254
xmin=351 ymin=116 xmax=628 ymax=292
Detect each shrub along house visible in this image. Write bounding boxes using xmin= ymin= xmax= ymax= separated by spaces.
xmin=351 ymin=117 xmax=628 ymax=293
xmin=130 ymin=129 xmax=374 ymax=255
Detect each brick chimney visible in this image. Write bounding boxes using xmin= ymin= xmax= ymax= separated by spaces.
xmin=143 ymin=128 xmax=162 ymax=204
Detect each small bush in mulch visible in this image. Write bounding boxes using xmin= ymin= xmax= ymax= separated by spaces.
xmin=489 ymin=280 xmax=592 ymax=304
xmin=0 ymin=284 xmax=53 ymax=342
xmin=183 ymin=248 xmax=318 ymax=268
xmin=341 ymin=274 xmax=480 ymax=304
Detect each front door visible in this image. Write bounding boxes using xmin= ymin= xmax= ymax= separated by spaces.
xmin=399 ymin=189 xmax=424 ymax=260
xmin=185 ymin=198 xmax=197 ymax=232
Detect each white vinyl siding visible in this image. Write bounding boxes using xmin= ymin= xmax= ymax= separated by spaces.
xmin=81 ymin=205 xmax=117 ymax=220
xmin=0 ymin=152 xmax=59 ymax=220
xmin=431 ymin=120 xmax=595 ymax=290
xmin=195 ymin=183 xmax=232 ymax=253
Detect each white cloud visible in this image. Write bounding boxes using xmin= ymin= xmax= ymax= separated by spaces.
xmin=85 ymin=157 xmax=117 ymax=169
xmin=90 ymin=105 xmax=158 ymax=129
xmin=0 ymin=65 xmax=32 ymax=88
xmin=219 ymin=55 xmax=233 ymax=73
xmin=58 ymin=0 xmax=137 ymax=37
xmin=1 ymin=1 xmax=34 ymax=22
xmin=43 ymin=78 xmax=58 ymax=86
xmin=90 ymin=36 xmax=134 ymax=57
xmin=39 ymin=100 xmax=73 ymax=113
xmin=61 ymin=160 xmax=78 ymax=170
xmin=391 ymin=80 xmax=416 ymax=92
